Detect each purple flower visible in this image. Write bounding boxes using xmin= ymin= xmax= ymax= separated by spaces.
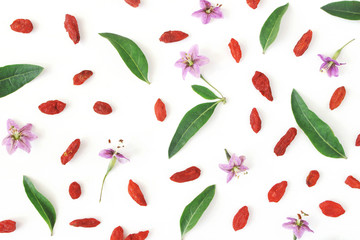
xmin=219 ymin=153 xmax=248 ymax=183
xmin=2 ymin=119 xmax=37 ymax=154
xmin=175 ymin=45 xmax=209 ymax=80
xmin=283 ymin=216 xmax=314 ymax=239
xmin=318 ymin=54 xmax=344 ymax=77
xmin=192 ymin=0 xmax=223 ymax=24
xmin=99 ymin=148 xmax=129 ymax=163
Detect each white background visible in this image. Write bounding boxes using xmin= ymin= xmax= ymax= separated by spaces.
xmin=1 ymin=0 xmax=360 ymax=239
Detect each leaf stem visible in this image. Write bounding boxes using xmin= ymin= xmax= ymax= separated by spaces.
xmin=99 ymin=156 xmax=117 ymax=202
xmin=200 ymin=74 xmax=225 ymax=101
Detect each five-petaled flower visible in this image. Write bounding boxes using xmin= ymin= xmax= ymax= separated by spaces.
xmin=318 ymin=54 xmax=344 ymax=77
xmin=2 ymin=119 xmax=37 ymax=154
xmin=99 ymin=148 xmax=129 ymax=163
xmin=219 ymin=153 xmax=248 ymax=183
xmin=282 ymin=214 xmax=314 ymax=239
xmin=192 ymin=0 xmax=223 ymax=24
xmin=175 ymin=45 xmax=209 ymax=80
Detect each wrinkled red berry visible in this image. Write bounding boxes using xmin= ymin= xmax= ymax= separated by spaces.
xmin=69 ymin=181 xmax=81 ymax=199
xmin=10 ymin=19 xmax=33 ymax=33
xmin=93 ymin=101 xmax=112 ymax=115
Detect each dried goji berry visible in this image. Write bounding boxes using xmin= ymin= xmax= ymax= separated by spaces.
xmin=159 ymin=31 xmax=189 ymax=43
xmin=125 ymin=0 xmax=140 ymax=8
xmin=293 ymin=30 xmax=312 ymax=57
xmin=252 ymin=71 xmax=273 ymax=101
xmin=319 ymin=200 xmax=345 ymax=217
xmin=128 ymin=179 xmax=147 ymax=206
xmin=61 ymin=139 xmax=81 ymax=165
xmin=10 ymin=19 xmax=33 ymax=33
xmin=356 ymin=134 xmax=360 ymax=146
xmin=306 ymin=170 xmax=319 ymax=187
xmin=170 ymin=166 xmax=201 ymax=183
xmin=268 ymin=181 xmax=287 ymax=203
xmin=329 ymin=86 xmax=346 ymax=110
xmin=111 ymin=226 xmax=124 ymax=240
xmin=93 ymin=101 xmax=112 ymax=115
xmin=274 ymin=128 xmax=297 ymax=156
xmin=250 ymin=108 xmax=261 ymax=133
xmin=246 ymin=0 xmax=260 ymax=9
xmin=70 ymin=218 xmax=100 ymax=227
xmin=38 ymin=100 xmax=66 ymax=115
xmin=73 ymin=70 xmax=93 ymax=85
xmin=154 ymin=98 xmax=167 ymax=122
xmin=69 ymin=181 xmax=81 ymax=199
xmin=232 ymin=206 xmax=249 ymax=231
xmin=64 ymin=14 xmax=80 ymax=44
xmin=345 ymin=175 xmax=360 ymax=189
xmin=0 ymin=220 xmax=16 ymax=233
xmin=125 ymin=230 xmax=149 ymax=240
xmin=228 ymin=38 xmax=242 ymax=63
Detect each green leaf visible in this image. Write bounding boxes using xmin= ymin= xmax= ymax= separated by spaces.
xmin=168 ymin=102 xmax=220 ymax=158
xmin=291 ymin=89 xmax=346 ymax=159
xmin=180 ymin=185 xmax=215 ymax=240
xmin=0 ymin=64 xmax=43 ymax=98
xmin=99 ymin=32 xmax=150 ymax=84
xmin=321 ymin=1 xmax=360 ymax=20
xmin=191 ymin=85 xmax=219 ymax=100
xmin=23 ymin=176 xmax=56 ymax=235
xmin=260 ymin=3 xmax=289 ymax=54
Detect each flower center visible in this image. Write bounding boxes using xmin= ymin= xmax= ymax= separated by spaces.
xmin=10 ymin=127 xmax=21 ymax=140
xmin=184 ymin=54 xmax=194 ymax=66
xmin=205 ymin=7 xmax=213 ymax=14
xmin=320 ymin=61 xmax=334 ymax=72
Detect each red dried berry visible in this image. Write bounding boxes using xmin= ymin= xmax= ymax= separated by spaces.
xmin=124 ymin=0 xmax=140 ymax=7
xmin=329 ymin=86 xmax=346 ymax=110
xmin=125 ymin=230 xmax=149 ymax=240
xmin=73 ymin=70 xmax=93 ymax=85
xmin=252 ymin=71 xmax=273 ymax=101
xmin=69 ymin=181 xmax=81 ymax=199
xmin=159 ymin=31 xmax=189 ymax=43
xmin=70 ymin=218 xmax=100 ymax=227
xmin=233 ymin=206 xmax=249 ymax=231
xmin=0 ymin=220 xmax=16 ymax=233
xmin=274 ymin=128 xmax=297 ymax=156
xmin=319 ymin=200 xmax=345 ymax=217
xmin=61 ymin=139 xmax=81 ymax=165
xmin=128 ymin=180 xmax=147 ymax=206
xmin=250 ymin=108 xmax=261 ymax=133
xmin=345 ymin=175 xmax=360 ymax=189
xmin=293 ymin=30 xmax=313 ymax=57
xmin=38 ymin=100 xmax=66 ymax=115
xmin=306 ymin=170 xmax=320 ymax=187
xmin=10 ymin=19 xmax=33 ymax=33
xmin=154 ymin=98 xmax=167 ymax=122
xmin=64 ymin=14 xmax=80 ymax=44
xmin=246 ymin=0 xmax=260 ymax=9
xmin=111 ymin=226 xmax=124 ymax=240
xmin=170 ymin=166 xmax=201 ymax=183
xmin=228 ymin=38 xmax=242 ymax=63
xmin=356 ymin=134 xmax=360 ymax=146
xmin=268 ymin=181 xmax=287 ymax=203
xmin=93 ymin=101 xmax=112 ymax=115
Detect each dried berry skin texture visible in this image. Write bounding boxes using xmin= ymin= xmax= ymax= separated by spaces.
xmin=250 ymin=108 xmax=261 ymax=133
xmin=274 ymin=128 xmax=297 ymax=156
xmin=306 ymin=170 xmax=320 ymax=187
xmin=329 ymin=86 xmax=346 ymax=110
xmin=93 ymin=101 xmax=112 ymax=115
xmin=252 ymin=71 xmax=273 ymax=101
xmin=159 ymin=31 xmax=189 ymax=43
xmin=154 ymin=98 xmax=167 ymax=122
xmin=345 ymin=175 xmax=360 ymax=189
xmin=170 ymin=166 xmax=201 ymax=183
xmin=293 ymin=30 xmax=313 ymax=57
xmin=61 ymin=139 xmax=81 ymax=165
xmin=64 ymin=14 xmax=80 ymax=44
xmin=73 ymin=70 xmax=93 ymax=85
xmin=356 ymin=134 xmax=360 ymax=146
xmin=70 ymin=218 xmax=100 ymax=227
xmin=233 ymin=206 xmax=249 ymax=231
xmin=69 ymin=181 xmax=81 ymax=199
xmin=10 ymin=19 xmax=33 ymax=33
xmin=319 ymin=201 xmax=345 ymax=217
xmin=0 ymin=220 xmax=16 ymax=233
xmin=246 ymin=0 xmax=260 ymax=9
xmin=268 ymin=181 xmax=287 ymax=202
xmin=128 ymin=180 xmax=147 ymax=206
xmin=111 ymin=226 xmax=124 ymax=240
xmin=38 ymin=100 xmax=66 ymax=115
xmin=228 ymin=38 xmax=242 ymax=63
xmin=125 ymin=0 xmax=140 ymax=8
xmin=125 ymin=230 xmax=149 ymax=240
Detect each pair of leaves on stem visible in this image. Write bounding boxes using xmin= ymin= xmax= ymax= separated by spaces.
xmin=321 ymin=1 xmax=360 ymax=20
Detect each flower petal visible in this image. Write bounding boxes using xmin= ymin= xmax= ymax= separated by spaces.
xmin=7 ymin=119 xmax=19 ymax=133
xmin=293 ymin=226 xmax=306 ymax=239
xmin=2 ymin=135 xmax=12 ymax=146
xmin=219 ymin=163 xmax=232 ymax=171
xmin=189 ymin=64 xmax=201 ymax=78
xmin=188 ymin=45 xmax=199 ymax=59
xmin=99 ymin=148 xmax=115 ymax=159
xmin=210 ymin=7 xmax=223 ymax=18
xmin=239 ymin=165 xmax=249 ymax=172
xmin=193 ymin=55 xmax=209 ymax=66
xmin=182 ymin=66 xmax=190 ymax=80
xmin=199 ymin=0 xmax=211 ymax=9
xmin=319 ymin=62 xmax=328 ymax=71
xmin=192 ymin=9 xmax=206 ymax=18
xmin=175 ymin=58 xmax=187 ymax=68
xmin=328 ymin=65 xmax=339 ymax=77
xmin=115 ymin=152 xmax=129 ymax=163
xmin=282 ymin=222 xmax=296 ymax=230
xmin=17 ymin=138 xmax=31 ymax=153
xmin=318 ymin=54 xmax=330 ymax=63
xmin=226 ymin=171 xmax=235 ymax=183
xmin=6 ymin=138 xmax=18 ymax=154
xmin=301 ymin=224 xmax=314 ymax=233
xmin=201 ymin=13 xmax=211 ymax=24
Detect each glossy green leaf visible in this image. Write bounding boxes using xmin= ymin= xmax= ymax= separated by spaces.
xmin=180 ymin=185 xmax=215 ymax=240
xmin=260 ymin=3 xmax=289 ymax=53
xmin=291 ymin=89 xmax=346 ymax=159
xmin=99 ymin=32 xmax=150 ymax=84
xmin=321 ymin=1 xmax=360 ymax=20
xmin=168 ymin=101 xmax=220 ymax=158
xmin=0 ymin=64 xmax=43 ymax=98
xmin=23 ymin=176 xmax=56 ymax=235
xmin=191 ymin=85 xmax=219 ymax=100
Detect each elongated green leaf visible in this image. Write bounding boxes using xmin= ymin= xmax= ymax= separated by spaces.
xmin=321 ymin=1 xmax=360 ymax=20
xmin=23 ymin=176 xmax=56 ymax=235
xmin=99 ymin=32 xmax=150 ymax=84
xmin=0 ymin=64 xmax=43 ymax=98
xmin=180 ymin=185 xmax=215 ymax=239
xmin=260 ymin=3 xmax=289 ymax=53
xmin=168 ymin=102 xmax=220 ymax=158
xmin=191 ymin=85 xmax=219 ymax=100
xmin=291 ymin=89 xmax=346 ymax=159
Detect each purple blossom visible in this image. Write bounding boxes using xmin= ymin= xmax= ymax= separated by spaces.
xmin=318 ymin=54 xmax=344 ymax=77
xmin=175 ymin=45 xmax=209 ymax=80
xmin=219 ymin=153 xmax=248 ymax=183
xmin=99 ymin=148 xmax=129 ymax=163
xmin=2 ymin=119 xmax=37 ymax=154
xmin=192 ymin=0 xmax=223 ymax=24
xmin=283 ymin=217 xmax=314 ymax=239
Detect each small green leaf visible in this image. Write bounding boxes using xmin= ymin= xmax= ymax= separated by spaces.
xmin=191 ymin=85 xmax=219 ymax=100
xmin=180 ymin=185 xmax=215 ymax=239
xmin=23 ymin=176 xmax=56 ymax=235
xmin=321 ymin=1 xmax=360 ymax=20
xmin=224 ymin=149 xmax=231 ymax=161
xmin=0 ymin=64 xmax=43 ymax=98
xmin=99 ymin=32 xmax=150 ymax=84
xmin=291 ymin=89 xmax=346 ymax=159
xmin=260 ymin=3 xmax=289 ymax=53
xmin=168 ymin=101 xmax=220 ymax=158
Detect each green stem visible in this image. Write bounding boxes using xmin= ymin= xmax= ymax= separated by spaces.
xmin=99 ymin=156 xmax=117 ymax=202
xmin=293 ymin=235 xmax=297 ymax=240
xmin=224 ymin=149 xmax=231 ymax=161
xmin=200 ymin=74 xmax=225 ymax=100
xmin=332 ymin=38 xmax=355 ymax=59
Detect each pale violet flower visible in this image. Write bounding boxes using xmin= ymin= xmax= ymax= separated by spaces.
xmin=219 ymin=153 xmax=248 ymax=183
xmin=282 ymin=214 xmax=314 ymax=239
xmin=175 ymin=45 xmax=209 ymax=80
xmin=192 ymin=0 xmax=223 ymax=24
